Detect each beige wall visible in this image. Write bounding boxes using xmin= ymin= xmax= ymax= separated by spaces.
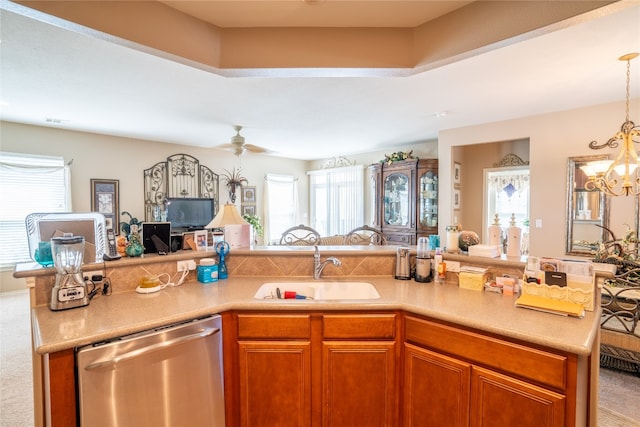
xmin=0 ymin=121 xmax=309 ymax=292
xmin=439 ymin=99 xmax=638 ymax=258
xmin=2 ymin=99 xmax=638 ymax=291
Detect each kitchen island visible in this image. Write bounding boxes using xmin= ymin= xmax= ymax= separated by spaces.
xmin=17 ymin=246 xmax=601 ymax=426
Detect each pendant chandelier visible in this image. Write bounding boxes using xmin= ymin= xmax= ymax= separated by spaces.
xmin=581 ymin=52 xmax=640 ymax=197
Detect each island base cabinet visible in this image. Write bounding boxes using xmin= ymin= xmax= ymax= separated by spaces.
xmin=403 ymin=344 xmax=566 ymax=427
xmin=470 ymin=366 xmax=565 ymax=427
xmin=237 ymin=342 xmax=312 ymax=427
xmin=228 ymin=312 xmax=400 ymax=427
xmin=322 ymin=342 xmax=397 ymax=427
xmin=403 ymin=343 xmax=471 ymax=427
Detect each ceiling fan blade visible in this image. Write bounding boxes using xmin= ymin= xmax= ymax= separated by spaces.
xmin=244 ymin=144 xmax=269 ymax=153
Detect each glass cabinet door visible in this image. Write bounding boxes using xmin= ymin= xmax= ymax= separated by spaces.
xmin=384 ymin=172 xmax=409 ymax=226
xmin=419 ymin=171 xmax=438 ymax=228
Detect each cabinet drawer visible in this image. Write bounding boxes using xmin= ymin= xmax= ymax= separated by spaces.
xmin=238 ymin=314 xmax=311 ymax=339
xmin=405 ymin=316 xmax=568 ymax=391
xmin=323 ymin=314 xmax=396 ymax=339
xmin=385 ymin=233 xmax=414 ymax=245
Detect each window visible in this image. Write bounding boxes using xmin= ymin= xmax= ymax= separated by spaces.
xmin=263 ymin=174 xmax=298 ymax=244
xmin=0 ymin=152 xmax=70 ymax=268
xmin=483 ymin=166 xmax=530 ymax=251
xmin=308 ymin=165 xmax=363 ymax=236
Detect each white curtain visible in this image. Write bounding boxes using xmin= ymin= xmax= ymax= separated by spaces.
xmin=487 ymin=170 xmax=530 ymax=200
xmin=263 ymin=174 xmax=299 ymax=244
xmin=308 ymin=165 xmax=363 ymax=236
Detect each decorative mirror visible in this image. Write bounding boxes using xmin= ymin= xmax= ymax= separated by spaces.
xmin=566 ymin=155 xmax=610 ymax=255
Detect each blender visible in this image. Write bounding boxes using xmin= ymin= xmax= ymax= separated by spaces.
xmin=50 ymin=233 xmax=89 ymax=311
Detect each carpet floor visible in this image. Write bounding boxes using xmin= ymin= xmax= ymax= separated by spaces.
xmin=1 ymin=289 xmax=639 ymax=426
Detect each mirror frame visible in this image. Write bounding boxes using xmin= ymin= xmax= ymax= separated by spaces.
xmin=565 ymin=155 xmax=610 ymax=256
xmin=636 ymin=195 xmax=640 ymax=243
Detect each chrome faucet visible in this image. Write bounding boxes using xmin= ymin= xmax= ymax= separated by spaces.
xmin=314 ymin=246 xmax=341 ymax=280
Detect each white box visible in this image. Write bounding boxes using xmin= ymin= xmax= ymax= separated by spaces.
xmin=224 ymin=224 xmax=251 ymax=249
xmin=468 ymin=244 xmax=500 ymax=258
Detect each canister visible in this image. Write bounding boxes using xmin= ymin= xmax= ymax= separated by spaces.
xmin=197 ymin=258 xmax=219 ymax=284
xmin=415 ymin=237 xmax=432 ymax=283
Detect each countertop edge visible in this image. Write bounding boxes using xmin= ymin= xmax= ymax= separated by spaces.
xmin=31 ymin=279 xmax=600 ymax=357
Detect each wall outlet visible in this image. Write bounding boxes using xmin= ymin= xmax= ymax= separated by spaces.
xmin=177 ymin=260 xmax=196 ymax=272
xmin=84 ymin=270 xmax=105 ymax=283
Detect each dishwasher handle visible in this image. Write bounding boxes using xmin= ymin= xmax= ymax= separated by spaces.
xmin=84 ymin=326 xmax=219 ymax=371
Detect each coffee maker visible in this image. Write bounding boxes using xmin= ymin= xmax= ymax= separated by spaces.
xmin=50 ymin=233 xmax=89 ymax=311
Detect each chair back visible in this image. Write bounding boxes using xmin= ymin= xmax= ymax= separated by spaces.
xmin=344 ymin=225 xmax=387 ymax=245
xmin=279 ymin=224 xmax=321 ymax=246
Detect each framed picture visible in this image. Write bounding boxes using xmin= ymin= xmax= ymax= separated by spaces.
xmin=194 ymin=230 xmax=208 ymax=250
xmin=182 ymin=232 xmax=195 ymax=250
xmin=453 ymin=162 xmax=461 ymax=187
xmin=453 ymin=188 xmax=461 ymax=210
xmin=241 ymin=186 xmax=256 ymax=203
xmin=90 ymin=179 xmax=119 ymax=232
xmin=242 ymin=205 xmax=256 ymax=216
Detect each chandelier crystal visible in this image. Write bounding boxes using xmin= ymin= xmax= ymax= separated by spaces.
xmin=582 ymin=52 xmax=640 ymax=197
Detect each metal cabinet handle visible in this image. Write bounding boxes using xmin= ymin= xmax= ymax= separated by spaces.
xmin=84 ymin=327 xmax=219 ymax=371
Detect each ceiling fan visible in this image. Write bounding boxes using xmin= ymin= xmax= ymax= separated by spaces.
xmin=216 ymin=125 xmax=269 ymax=157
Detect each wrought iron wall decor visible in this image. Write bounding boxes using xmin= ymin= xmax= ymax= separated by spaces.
xmin=143 ymin=153 xmax=219 ymax=221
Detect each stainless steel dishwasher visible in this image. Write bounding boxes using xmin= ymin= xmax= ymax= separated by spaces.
xmin=76 ymin=315 xmax=225 ymax=426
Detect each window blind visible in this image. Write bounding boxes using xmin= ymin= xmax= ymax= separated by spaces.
xmin=0 ymin=152 xmax=70 ymax=268
xmin=308 ymin=165 xmax=363 ymax=236
xmin=264 ymin=174 xmax=299 ymax=244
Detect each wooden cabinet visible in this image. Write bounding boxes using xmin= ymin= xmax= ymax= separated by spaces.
xmin=403 ymin=343 xmax=471 ymax=427
xmin=370 ymin=159 xmax=438 ymax=245
xmin=470 ymin=366 xmax=565 ymax=427
xmin=404 ymin=315 xmax=573 ymax=427
xmin=322 ymin=314 xmax=398 ymax=427
xmin=238 ymin=341 xmax=312 ymax=427
xmin=225 ymin=311 xmax=400 ymax=427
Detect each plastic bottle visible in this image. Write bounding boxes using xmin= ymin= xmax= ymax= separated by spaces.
xmin=433 ymin=248 xmax=445 ymax=284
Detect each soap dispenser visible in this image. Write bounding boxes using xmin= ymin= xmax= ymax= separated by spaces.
xmin=488 ymin=214 xmax=502 ymax=252
xmin=506 ymin=214 xmax=522 ymax=258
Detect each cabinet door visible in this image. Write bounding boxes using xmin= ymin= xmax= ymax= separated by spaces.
xmin=470 ymin=366 xmax=565 ymax=427
xmin=322 ymin=341 xmax=397 ymax=427
xmin=403 ymin=343 xmax=471 ymax=427
xmin=383 ymin=169 xmax=412 ymax=230
xmin=369 ymin=163 xmax=382 ymax=228
xmin=238 ymin=341 xmax=312 ymax=427
xmin=417 ymin=163 xmax=438 ymax=234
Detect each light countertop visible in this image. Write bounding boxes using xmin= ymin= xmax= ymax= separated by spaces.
xmin=31 ymin=276 xmax=600 ymax=356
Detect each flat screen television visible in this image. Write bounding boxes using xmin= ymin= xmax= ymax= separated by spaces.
xmin=166 ymin=198 xmax=215 ymax=231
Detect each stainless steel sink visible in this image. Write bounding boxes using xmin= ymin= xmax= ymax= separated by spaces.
xmin=254 ymin=281 xmax=380 ymax=300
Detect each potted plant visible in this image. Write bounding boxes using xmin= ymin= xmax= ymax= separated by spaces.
xmin=243 ymin=214 xmax=264 ymax=245
xmin=221 ymin=167 xmax=248 ymax=204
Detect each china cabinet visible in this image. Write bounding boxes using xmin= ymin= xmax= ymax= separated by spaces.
xmin=370 ymin=159 xmax=438 ymax=245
